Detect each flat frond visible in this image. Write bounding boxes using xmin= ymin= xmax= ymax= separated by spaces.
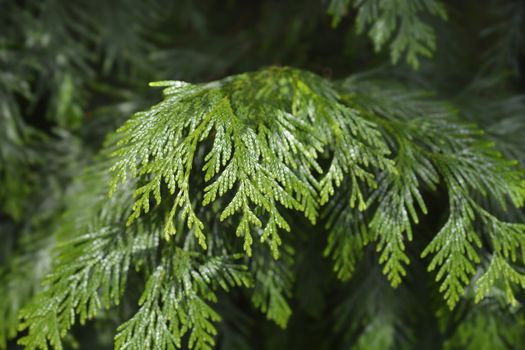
xmin=18 ymin=225 xmax=157 ymax=350
xmin=110 ymin=67 xmax=391 ymax=257
xmin=114 ymin=250 xmax=251 ymax=350
xmin=339 ymin=78 xmax=525 ymax=301
xmin=327 ymin=0 xmax=448 ymax=68
xmin=250 ymin=243 xmax=294 ymax=328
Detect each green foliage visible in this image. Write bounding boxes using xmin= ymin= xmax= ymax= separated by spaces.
xmin=3 ymin=0 xmax=525 ymax=349
xmin=109 ymin=67 xmax=392 ymax=258
xmin=459 ymin=85 xmax=525 ymax=167
xmin=0 ymin=234 xmax=52 ymax=349
xmin=324 ymin=206 xmax=369 ymax=281
xmin=0 ymin=41 xmax=35 ymax=219
xmin=327 ymin=0 xmax=448 ymax=68
xmin=444 ymin=302 xmax=525 ymax=350
xmin=478 ymin=0 xmax=525 ymax=77
xmin=334 ymin=265 xmax=415 ymax=350
xmin=7 ymin=65 xmax=525 ymax=350
xmin=114 ymin=251 xmax=251 ymax=350
xmin=250 ymin=243 xmax=294 ymax=328
xmin=17 ymin=167 xmax=251 ymax=350
xmin=330 ymin=77 xmax=525 ymax=308
xmin=0 ymin=130 xmax=86 ymax=349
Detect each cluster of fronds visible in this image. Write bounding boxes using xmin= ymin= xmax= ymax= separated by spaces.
xmin=2 ymin=0 xmax=525 ymax=349
xmin=13 ymin=66 xmax=525 ymax=349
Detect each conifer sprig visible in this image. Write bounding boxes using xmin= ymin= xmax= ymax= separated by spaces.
xmin=114 ymin=250 xmax=251 ymax=350
xmin=18 ymin=225 xmax=155 ymax=350
xmin=14 ymin=67 xmax=525 ymax=349
xmin=109 ymin=67 xmax=392 ymax=258
xmin=4 ymin=0 xmax=525 ymax=348
xmin=327 ymin=0 xmax=448 ymax=68
xmin=330 ymin=77 xmax=525 ymax=307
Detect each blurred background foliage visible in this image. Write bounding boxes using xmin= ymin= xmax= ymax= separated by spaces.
xmin=1 ymin=0 xmax=525 ymax=349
